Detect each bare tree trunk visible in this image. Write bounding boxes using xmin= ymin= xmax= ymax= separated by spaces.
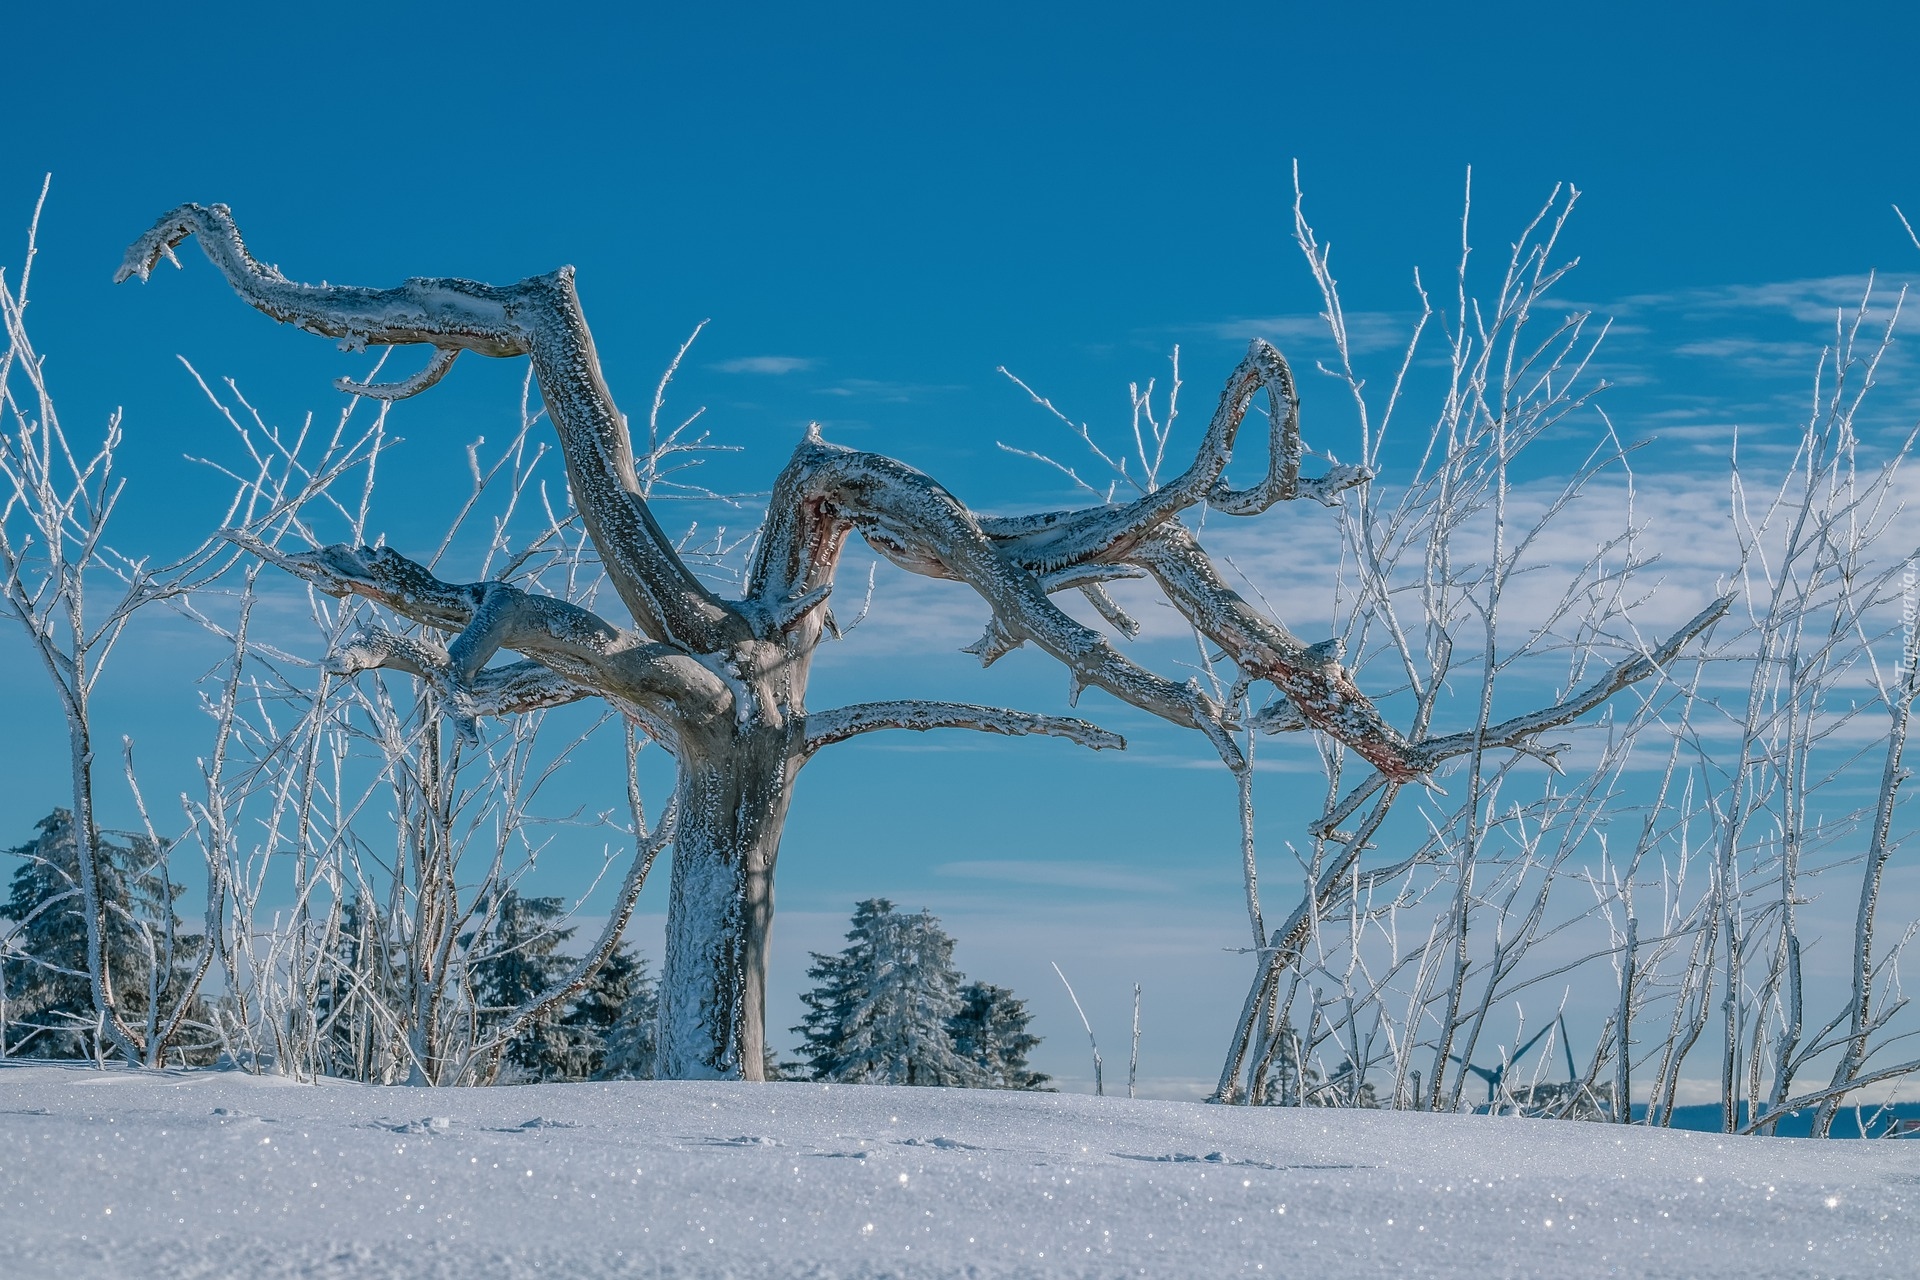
xmin=657 ymin=732 xmax=801 ymax=1079
xmin=62 ymin=709 xmax=142 ymax=1063
xmin=1812 ymin=675 xmax=1916 ymax=1135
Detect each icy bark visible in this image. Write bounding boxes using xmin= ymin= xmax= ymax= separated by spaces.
xmin=632 ymin=618 xmax=810 ymax=1078
xmin=656 ymin=744 xmax=796 ymax=1079
xmin=803 ymin=702 xmax=1124 ymax=754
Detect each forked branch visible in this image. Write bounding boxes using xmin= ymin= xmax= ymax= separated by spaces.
xmin=117 ymin=204 xmax=741 ymax=651
xmin=268 ymin=542 xmax=730 ymax=741
xmin=327 ymin=630 xmax=591 ymax=738
xmin=750 ymin=431 xmax=1244 ymax=765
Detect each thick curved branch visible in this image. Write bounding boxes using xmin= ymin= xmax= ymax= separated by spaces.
xmin=1207 ymin=339 xmax=1303 ymax=515
xmin=803 ymin=700 xmax=1126 ymax=755
xmin=1306 ymin=591 xmax=1738 ymax=839
xmin=118 ymin=203 xmax=743 ymax=650
xmin=1410 ymin=592 xmax=1737 ymax=769
xmin=1129 ymin=523 xmax=1421 ymax=780
xmin=978 ymin=341 xmax=1370 ymax=578
xmin=337 ymin=346 xmax=460 ymax=400
xmin=329 ymin=630 xmax=592 ymax=738
xmin=1207 ymin=346 xmax=1370 ymax=514
xmin=116 ymin=204 xmax=534 ymax=354
xmin=270 ymin=542 xmax=731 ymax=740
xmin=750 ymin=432 xmax=1243 ymax=766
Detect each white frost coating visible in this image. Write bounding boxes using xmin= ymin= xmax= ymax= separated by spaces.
xmin=121 ymin=205 xmax=1720 ymax=1081
xmin=691 ymin=650 xmax=755 ymax=728
xmin=803 ymin=700 xmax=1126 ymax=754
xmin=327 ymin=628 xmax=588 ymax=738
xmin=1249 ymin=693 xmax=1309 ymax=734
xmin=280 ymin=544 xmax=728 ymax=751
xmin=751 ymin=433 xmax=1246 ymax=766
xmin=5 ymin=1065 xmax=1917 ymax=1279
xmin=335 ymin=344 xmax=460 ymax=400
xmin=1077 ymin=580 xmax=1141 ymax=638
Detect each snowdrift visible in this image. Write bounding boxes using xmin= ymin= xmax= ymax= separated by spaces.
xmin=1 ymin=1062 xmax=1913 ymax=1277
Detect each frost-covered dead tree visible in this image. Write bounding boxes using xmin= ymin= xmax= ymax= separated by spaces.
xmin=0 ymin=184 xmax=233 ymax=1066
xmin=175 ymin=379 xmax=670 ymax=1086
xmin=1171 ymin=176 xmax=1916 ymax=1127
xmin=1101 ymin=176 xmax=1731 ymax=1107
xmin=117 ymin=202 xmax=1445 ymax=1080
xmin=1699 ymin=283 xmax=1920 ymax=1136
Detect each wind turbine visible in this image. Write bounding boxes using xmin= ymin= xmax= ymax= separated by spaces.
xmin=1452 ymin=1014 xmax=1577 ymax=1105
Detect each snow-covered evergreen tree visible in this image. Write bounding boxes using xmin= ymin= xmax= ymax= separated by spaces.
xmin=314 ymin=893 xmax=405 ymax=1081
xmin=572 ymin=943 xmax=654 ymax=1080
xmin=469 ymin=890 xmax=583 ymax=1082
xmin=1257 ymin=1027 xmax=1320 ymax=1105
xmin=1 ymin=810 xmax=209 ymax=1060
xmin=951 ymin=981 xmax=1050 ymax=1090
xmin=1254 ymin=1031 xmax=1377 ymax=1106
xmin=793 ymin=899 xmax=880 ymax=1081
xmin=596 ymin=982 xmax=660 ymax=1080
xmin=795 ymin=899 xmax=983 ymax=1087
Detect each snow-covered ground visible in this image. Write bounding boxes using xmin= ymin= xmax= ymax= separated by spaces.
xmin=1 ymin=1063 xmax=1913 ymax=1278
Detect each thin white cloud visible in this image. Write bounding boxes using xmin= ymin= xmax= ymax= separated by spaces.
xmin=1207 ymin=310 xmax=1416 ymax=358
xmin=816 ymin=378 xmax=965 ymax=403
xmin=711 ymin=355 xmax=815 ymax=375
xmin=935 ymin=859 xmax=1178 ymax=894
xmin=1672 ymin=336 xmax=1822 ymax=364
xmin=1593 ymin=273 xmax=1908 ymax=325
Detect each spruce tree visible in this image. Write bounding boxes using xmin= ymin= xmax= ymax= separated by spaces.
xmin=794 ymin=899 xmax=982 ymax=1087
xmin=315 ymin=893 xmax=403 ymax=1081
xmin=1 ymin=810 xmax=208 ymax=1060
xmin=793 ymin=898 xmax=887 ymax=1081
xmin=568 ymin=942 xmax=651 ymax=1080
xmin=469 ymin=889 xmax=582 ymax=1081
xmin=951 ymin=981 xmax=1050 ymax=1090
xmin=1256 ymin=1028 xmax=1379 ymax=1106
xmin=593 ymin=948 xmax=660 ymax=1081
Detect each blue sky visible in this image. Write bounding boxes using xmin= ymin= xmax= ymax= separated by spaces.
xmin=3 ymin=2 xmax=1918 ymax=1092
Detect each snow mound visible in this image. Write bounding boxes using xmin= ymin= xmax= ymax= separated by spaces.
xmin=1 ymin=1062 xmax=1914 ymax=1278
